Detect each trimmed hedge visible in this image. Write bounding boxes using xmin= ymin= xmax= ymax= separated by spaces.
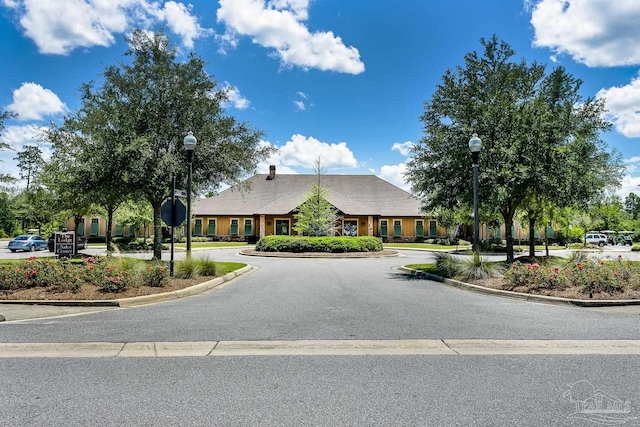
xmin=255 ymin=236 xmax=383 ymax=253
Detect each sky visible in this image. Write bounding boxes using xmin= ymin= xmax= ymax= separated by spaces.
xmin=1 ymin=0 xmax=640 ymax=198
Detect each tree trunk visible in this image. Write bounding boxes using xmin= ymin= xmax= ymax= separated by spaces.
xmin=545 ymin=228 xmax=550 ymax=257
xmin=529 ymin=217 xmax=536 ymax=258
xmin=152 ymin=201 xmax=163 ymax=260
xmin=106 ymin=207 xmax=114 ymax=256
xmin=501 ymin=207 xmax=516 ymax=264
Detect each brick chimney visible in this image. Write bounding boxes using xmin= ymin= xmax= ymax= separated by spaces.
xmin=267 ymin=165 xmax=276 ymax=180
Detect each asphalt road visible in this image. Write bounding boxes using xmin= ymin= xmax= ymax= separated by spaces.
xmin=1 ymin=248 xmax=640 ymax=426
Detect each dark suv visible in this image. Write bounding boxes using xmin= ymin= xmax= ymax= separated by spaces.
xmin=48 ymin=233 xmax=88 ymax=252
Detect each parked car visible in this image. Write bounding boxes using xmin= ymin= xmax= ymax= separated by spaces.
xmin=8 ymin=234 xmax=49 ymax=252
xmin=584 ymin=233 xmax=608 ymax=247
xmin=47 ymin=233 xmax=88 ymax=252
xmin=616 ymin=232 xmax=634 ymax=246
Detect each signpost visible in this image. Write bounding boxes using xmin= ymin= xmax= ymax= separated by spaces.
xmin=161 ymin=178 xmax=188 ymax=276
xmin=54 ymin=232 xmax=76 ymax=258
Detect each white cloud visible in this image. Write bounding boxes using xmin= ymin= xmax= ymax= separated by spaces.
xmin=2 ymin=124 xmax=48 ymax=150
xmin=157 ymin=1 xmax=210 ymax=49
xmin=293 ymin=100 xmax=306 ymax=110
xmin=6 ymin=82 xmax=66 ymax=121
xmin=215 ymin=31 xmax=238 ymax=55
xmin=267 ymin=134 xmax=357 ymax=170
xmin=530 ymin=0 xmax=640 ymax=66
xmin=297 ymin=91 xmax=308 ymax=99
xmin=617 ymin=174 xmax=640 ymax=198
xmin=0 ymin=124 xmax=51 ymax=181
xmin=379 ymin=163 xmax=411 ymax=192
xmin=4 ymin=0 xmax=209 ymax=54
xmin=256 ymin=140 xmax=299 ymax=174
xmin=597 ymin=73 xmax=640 ymax=137
xmin=391 ymin=141 xmax=414 ymax=157
xmin=221 ymin=82 xmax=251 ymax=110
xmin=216 ymin=0 xmax=365 ymax=74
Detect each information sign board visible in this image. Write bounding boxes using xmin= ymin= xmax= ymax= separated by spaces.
xmin=55 ymin=232 xmax=76 ymax=257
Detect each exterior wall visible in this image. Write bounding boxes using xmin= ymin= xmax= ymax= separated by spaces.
xmin=194 ymin=215 xmax=260 ymax=241
xmin=65 ymin=216 xmax=147 ymax=239
xmin=376 ymin=217 xmax=445 ymax=242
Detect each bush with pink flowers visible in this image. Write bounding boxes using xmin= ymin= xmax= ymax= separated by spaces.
xmin=504 ymin=255 xmax=638 ymax=295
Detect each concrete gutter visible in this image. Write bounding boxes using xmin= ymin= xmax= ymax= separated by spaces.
xmin=398 ymin=266 xmax=640 ymax=307
xmin=0 ymin=265 xmax=256 ymax=309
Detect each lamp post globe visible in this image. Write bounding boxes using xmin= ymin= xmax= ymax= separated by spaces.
xmin=184 ymin=131 xmax=197 ymax=256
xmin=469 ymin=133 xmax=482 ymax=252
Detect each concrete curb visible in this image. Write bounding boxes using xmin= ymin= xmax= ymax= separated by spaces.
xmin=398 ymin=266 xmax=640 ymax=307
xmin=0 ymin=265 xmax=256 ymax=309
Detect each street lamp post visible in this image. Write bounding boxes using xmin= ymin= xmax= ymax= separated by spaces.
xmin=469 ymin=133 xmax=482 ymax=253
xmin=183 ymin=131 xmax=197 ymax=257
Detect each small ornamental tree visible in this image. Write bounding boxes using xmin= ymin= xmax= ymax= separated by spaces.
xmin=293 ymin=161 xmax=338 ymax=237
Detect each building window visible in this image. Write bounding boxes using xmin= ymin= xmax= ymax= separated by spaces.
xmin=343 ymin=219 xmax=358 ymax=236
xmin=415 ymin=220 xmax=424 ymax=237
xmin=275 ymin=219 xmax=290 ymax=235
xmin=90 ymin=218 xmax=99 ymax=236
xmin=207 ymin=219 xmax=216 ymax=236
xmin=429 ymin=220 xmax=437 ymax=237
xmin=230 ymin=219 xmax=239 ymax=236
xmin=380 ymin=220 xmax=388 ymax=237
xmin=244 ymin=219 xmax=253 ymax=236
xmin=393 ymin=220 xmax=402 ymax=237
xmin=194 ymin=219 xmax=202 ymax=236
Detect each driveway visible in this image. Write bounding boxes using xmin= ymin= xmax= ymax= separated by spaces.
xmin=2 ymin=248 xmax=640 ymax=426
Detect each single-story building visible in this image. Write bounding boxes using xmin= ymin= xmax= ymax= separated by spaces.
xmin=192 ymin=166 xmax=438 ymax=242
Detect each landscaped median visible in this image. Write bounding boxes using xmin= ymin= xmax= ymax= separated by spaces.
xmin=399 ymin=261 xmax=640 ymax=307
xmin=0 ymin=255 xmax=252 ymax=307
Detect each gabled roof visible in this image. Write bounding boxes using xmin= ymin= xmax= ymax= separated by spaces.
xmin=194 ymin=173 xmax=424 ymax=217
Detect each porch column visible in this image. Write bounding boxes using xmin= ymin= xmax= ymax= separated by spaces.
xmin=368 ymin=216 xmax=373 ymax=236
xmin=259 ymin=215 xmax=265 ymax=238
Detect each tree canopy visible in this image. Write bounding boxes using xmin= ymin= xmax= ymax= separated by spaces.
xmin=45 ymin=30 xmax=275 ymax=258
xmin=405 ymin=36 xmax=623 ymax=262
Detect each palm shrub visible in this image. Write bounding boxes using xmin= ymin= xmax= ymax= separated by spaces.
xmin=175 ymin=256 xmax=200 ymax=279
xmin=434 ymin=252 xmax=459 ymax=278
xmin=456 ymin=251 xmax=503 ymax=281
xmin=196 ymin=254 xmax=217 ymax=276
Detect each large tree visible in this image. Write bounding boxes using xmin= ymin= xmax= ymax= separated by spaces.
xmin=0 ymin=110 xmax=18 ymax=188
xmin=47 ymin=30 xmax=274 ymax=259
xmin=405 ymin=36 xmax=623 ymax=262
xmin=14 ymin=145 xmax=44 ymax=191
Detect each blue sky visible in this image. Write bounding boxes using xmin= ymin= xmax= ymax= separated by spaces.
xmin=1 ymin=0 xmax=640 ymax=197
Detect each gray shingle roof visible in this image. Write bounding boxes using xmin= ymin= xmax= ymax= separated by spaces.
xmin=194 ymin=173 xmax=423 ymax=217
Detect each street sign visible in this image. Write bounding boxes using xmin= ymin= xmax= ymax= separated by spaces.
xmin=174 ymin=189 xmax=187 ymax=198
xmin=55 ymin=232 xmax=75 ymax=257
xmin=161 ymin=198 xmax=187 ymax=227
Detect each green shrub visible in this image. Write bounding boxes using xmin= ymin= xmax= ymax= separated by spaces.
xmin=456 ymin=251 xmax=504 ymax=281
xmin=196 ymin=254 xmax=217 ymax=276
xmin=142 ymin=262 xmax=170 ymax=287
xmin=434 ymin=252 xmax=458 ymax=278
xmin=175 ymin=256 xmax=200 ymax=279
xmin=255 ymin=236 xmax=383 ymax=253
xmin=504 ymin=255 xmax=637 ymax=294
xmin=0 ymin=256 xmax=172 ymax=294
